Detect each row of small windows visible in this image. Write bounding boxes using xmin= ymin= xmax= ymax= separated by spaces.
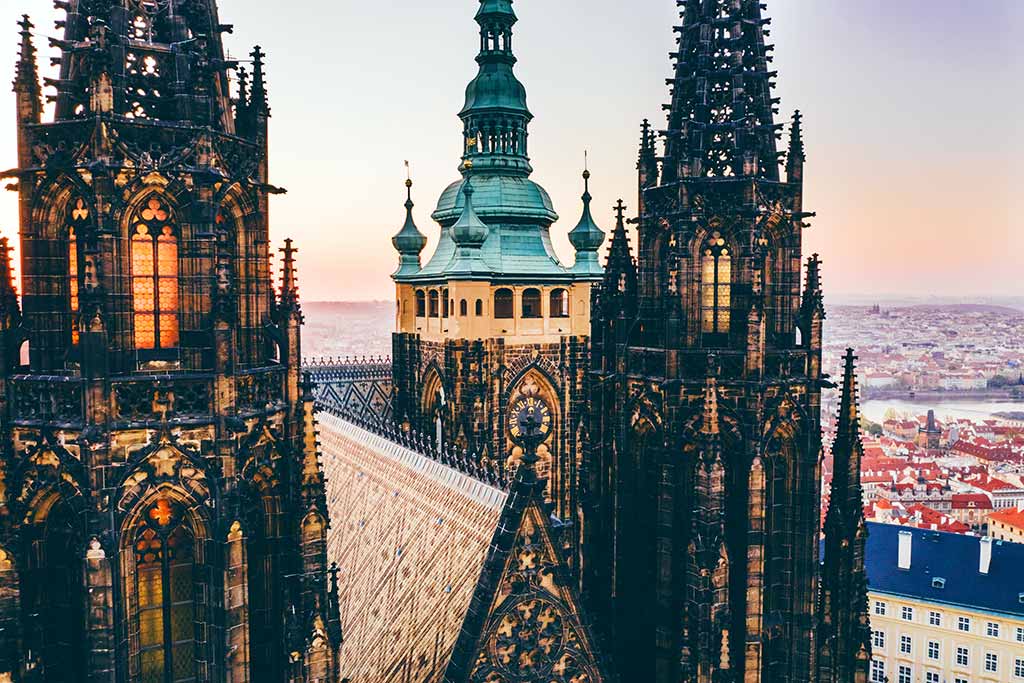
xmin=415 ymin=288 xmax=570 ymax=320
xmin=873 ymin=656 xmax=1023 ymax=683
xmin=874 ymin=629 xmax=1021 ymax=675
xmin=874 ymin=601 xmax=1017 ymax=640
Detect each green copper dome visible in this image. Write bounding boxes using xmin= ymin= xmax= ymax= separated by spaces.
xmin=460 ymin=65 xmax=530 ymax=118
xmin=568 ymin=170 xmax=605 ymax=279
xmin=450 ymin=179 xmax=488 ymax=247
xmin=432 ymin=175 xmax=557 ymax=225
xmin=392 ymin=179 xmax=427 ymax=279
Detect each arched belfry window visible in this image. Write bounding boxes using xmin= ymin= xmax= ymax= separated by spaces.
xmin=133 ymin=498 xmax=196 ymax=683
xmin=131 ymin=197 xmax=179 ymax=349
xmin=494 ymin=288 xmax=513 ymax=319
xmin=701 ymin=231 xmax=732 ymax=335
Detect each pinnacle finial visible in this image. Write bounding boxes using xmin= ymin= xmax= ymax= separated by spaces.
xmin=0 ymin=236 xmax=22 ymax=330
xmin=786 ymin=109 xmax=805 ymax=181
xmin=250 ymin=45 xmax=270 ymax=116
xmin=569 ymin=163 xmax=605 ymax=274
xmin=392 ymin=165 xmax=427 ymax=274
xmin=279 ymin=238 xmax=299 ymax=309
xmin=837 ymin=349 xmax=861 ymax=437
xmin=14 ymin=15 xmax=41 ymax=99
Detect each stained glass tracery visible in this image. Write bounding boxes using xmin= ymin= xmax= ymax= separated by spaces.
xmin=68 ymin=197 xmax=90 ymax=345
xmin=701 ymin=231 xmax=732 ymax=335
xmin=131 ymin=197 xmax=179 ymax=349
xmin=133 ymin=498 xmax=196 ymax=683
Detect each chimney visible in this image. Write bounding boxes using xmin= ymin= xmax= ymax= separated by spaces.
xmin=898 ymin=530 xmax=913 ymax=570
xmin=979 ymin=537 xmax=993 ymax=575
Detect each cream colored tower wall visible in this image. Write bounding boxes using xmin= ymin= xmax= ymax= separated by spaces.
xmin=397 ymin=281 xmax=592 ymax=345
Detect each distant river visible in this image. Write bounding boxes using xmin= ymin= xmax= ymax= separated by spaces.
xmin=861 ymin=399 xmax=1024 ymax=423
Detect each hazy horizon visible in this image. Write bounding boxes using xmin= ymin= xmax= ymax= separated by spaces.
xmin=2 ymin=0 xmax=1022 ymax=301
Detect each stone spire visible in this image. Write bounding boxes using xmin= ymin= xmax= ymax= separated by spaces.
xmin=234 ymin=65 xmax=251 ymax=136
xmin=13 ymin=15 xmax=42 ymax=170
xmin=0 ymin=237 xmax=22 ymax=332
xmin=601 ymin=200 xmax=637 ymax=310
xmin=786 ymin=109 xmax=806 ymax=183
xmin=392 ymin=169 xmax=428 ymax=280
xmin=801 ymin=253 xmax=825 ymax=319
xmin=459 ymin=0 xmax=533 ymax=177
xmin=817 ymin=349 xmax=872 ymax=683
xmin=568 ymin=166 xmax=605 ymax=279
xmin=47 ymin=0 xmax=237 ymax=128
xmin=279 ymin=238 xmax=301 ymax=315
xmin=250 ymin=46 xmax=270 ymax=118
xmin=662 ymin=0 xmax=783 ymax=181
xmin=638 ymin=118 xmax=659 ymax=189
xmin=13 ymin=15 xmax=41 ymax=116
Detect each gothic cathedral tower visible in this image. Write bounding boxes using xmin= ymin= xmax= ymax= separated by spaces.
xmin=1 ymin=2 xmax=340 ymax=681
xmin=585 ymin=1 xmax=843 ymax=681
xmin=391 ymin=0 xmax=604 ymax=559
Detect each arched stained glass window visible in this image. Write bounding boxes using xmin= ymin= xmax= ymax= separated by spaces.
xmin=69 ymin=226 xmax=79 ymax=345
xmin=131 ymin=197 xmax=179 ymax=349
xmin=701 ymin=231 xmax=731 ymax=335
xmin=68 ymin=197 xmax=90 ymax=345
xmin=134 ymin=498 xmax=195 ymax=683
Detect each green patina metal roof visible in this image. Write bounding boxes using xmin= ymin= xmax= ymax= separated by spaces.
xmin=460 ymin=65 xmax=530 ymax=119
xmin=568 ymin=170 xmax=605 ymax=279
xmin=393 ymin=0 xmax=596 ymax=285
xmin=392 ymin=179 xmax=428 ymax=278
xmin=432 ymin=175 xmax=557 ymax=224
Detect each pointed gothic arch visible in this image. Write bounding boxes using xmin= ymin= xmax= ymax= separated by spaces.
xmin=119 ymin=485 xmax=212 ymax=683
xmin=613 ymin=415 xmax=663 ymax=681
xmin=17 ymin=487 xmax=88 ymax=682
xmin=420 ymin=364 xmax=446 ymax=446
xmin=125 ymin=190 xmax=181 ymax=350
xmin=505 ymin=367 xmax=561 ymax=492
xmin=760 ymin=422 xmax=799 ymax=679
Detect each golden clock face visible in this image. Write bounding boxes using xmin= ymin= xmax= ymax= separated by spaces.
xmin=508 ymin=396 xmax=552 ymax=444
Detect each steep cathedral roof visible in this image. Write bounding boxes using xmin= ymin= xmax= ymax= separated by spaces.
xmin=317 ymin=404 xmax=609 ymax=683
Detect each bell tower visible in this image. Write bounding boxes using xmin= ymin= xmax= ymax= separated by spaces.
xmin=0 ymin=2 xmax=340 ymax=680
xmin=391 ymin=0 xmax=604 ymax=566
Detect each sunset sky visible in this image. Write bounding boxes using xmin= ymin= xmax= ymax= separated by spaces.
xmin=2 ymin=0 xmax=1022 ymax=302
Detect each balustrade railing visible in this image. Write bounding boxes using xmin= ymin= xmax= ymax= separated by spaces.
xmin=10 ymin=375 xmax=84 ymax=423
xmin=318 ymin=402 xmax=510 ymax=491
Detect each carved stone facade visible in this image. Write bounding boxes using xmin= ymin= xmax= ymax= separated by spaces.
xmin=0 ymin=2 xmax=339 ymax=681
xmin=584 ymin=2 xmax=868 ymax=683
xmin=390 ymin=0 xmax=603 ymax=569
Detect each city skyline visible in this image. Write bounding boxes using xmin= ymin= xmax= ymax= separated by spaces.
xmin=2 ymin=0 xmax=1022 ymax=301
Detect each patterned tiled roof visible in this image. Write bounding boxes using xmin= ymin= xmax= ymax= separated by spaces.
xmin=319 ymin=412 xmax=507 ymax=682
